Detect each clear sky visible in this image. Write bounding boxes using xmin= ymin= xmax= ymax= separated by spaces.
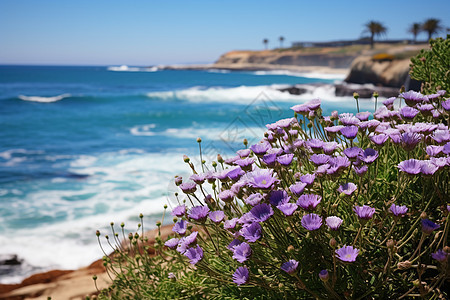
xmin=0 ymin=0 xmax=448 ymax=66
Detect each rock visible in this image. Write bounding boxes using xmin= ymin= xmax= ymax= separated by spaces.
xmin=278 ymin=86 xmax=308 ymax=95
xmin=335 ymin=83 xmax=400 ymax=98
xmin=0 ymin=255 xmax=22 ymax=266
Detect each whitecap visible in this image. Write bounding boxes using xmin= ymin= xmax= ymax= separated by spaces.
xmin=129 ymin=124 xmax=157 ymax=136
xmin=251 ymin=70 xmax=347 ymax=80
xmin=18 ymin=94 xmax=71 ymax=103
xmin=107 ymin=65 xmax=158 ymax=72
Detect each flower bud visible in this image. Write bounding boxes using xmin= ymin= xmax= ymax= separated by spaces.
xmin=319 ymin=269 xmax=329 ymax=282
xmin=329 ymin=238 xmax=337 ymax=248
xmin=243 ymin=139 xmax=248 ymax=146
xmin=353 ymin=92 xmax=359 ymax=100
xmin=163 ymin=204 xmax=167 ymax=209
xmin=174 ymin=176 xmax=182 ymax=186
xmin=173 ymin=217 xmax=178 ymax=223
xmin=156 ymin=221 xmax=161 ymax=227
xmin=420 ymin=212 xmax=427 ymax=219
xmin=92 ymin=275 xmax=97 ymax=281
xmin=307 ymin=122 xmax=313 ymax=129
xmin=443 ymin=246 xmax=450 ymax=254
xmin=197 ymin=137 xmax=202 ymax=143
xmin=217 ymin=154 xmax=224 ymax=163
xmin=183 ymin=155 xmax=190 ymax=163
xmin=373 ymin=91 xmax=379 ymax=98
xmin=386 ymin=239 xmax=395 ymax=249
xmin=139 ymin=213 xmax=144 ymax=218
xmin=397 ymin=260 xmax=411 ymax=270
xmin=96 ymin=230 xmax=100 ymax=237
xmin=287 ymin=245 xmax=295 ymax=253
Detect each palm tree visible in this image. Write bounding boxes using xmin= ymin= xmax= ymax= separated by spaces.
xmin=279 ymin=36 xmax=285 ymax=48
xmin=408 ymin=23 xmax=422 ymax=44
xmin=263 ymin=38 xmax=269 ymax=50
xmin=363 ymin=21 xmax=388 ymax=49
xmin=422 ymin=18 xmax=442 ymax=41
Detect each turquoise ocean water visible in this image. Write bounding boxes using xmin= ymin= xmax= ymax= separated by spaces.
xmin=0 ymin=65 xmax=373 ymax=282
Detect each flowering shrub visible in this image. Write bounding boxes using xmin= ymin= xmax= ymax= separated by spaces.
xmin=161 ymin=88 xmax=449 ymax=299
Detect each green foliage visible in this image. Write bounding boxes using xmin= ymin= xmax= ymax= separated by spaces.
xmin=410 ymin=35 xmax=450 ymax=95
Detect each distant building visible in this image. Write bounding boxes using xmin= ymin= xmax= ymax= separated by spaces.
xmin=291 ymin=38 xmax=413 ymax=48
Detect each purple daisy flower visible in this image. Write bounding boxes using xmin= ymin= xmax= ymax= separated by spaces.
xmin=184 ymin=245 xmax=203 ymax=265
xmin=277 ymin=203 xmax=298 ymax=216
xmin=219 ymin=190 xmax=235 ymax=202
xmin=224 ymin=218 xmax=239 ymax=230
xmin=418 ymin=104 xmax=434 ymax=116
xmin=227 ymin=239 xmax=242 ymax=251
xmin=289 ymin=182 xmax=307 ymax=196
xmin=238 ymin=212 xmax=256 ymax=226
xmin=240 ymin=222 xmax=262 ymax=242
xmin=306 ymin=98 xmax=321 ymax=110
xmin=281 ymin=259 xmax=299 ymax=274
xmin=300 ymin=173 xmax=316 ymax=185
xmin=233 ymin=242 xmax=252 ymax=262
xmin=275 ymin=117 xmax=296 ymax=128
xmin=269 ymin=190 xmax=290 ymax=207
xmin=188 ymin=206 xmax=210 ymax=222
xmin=431 ymin=130 xmax=450 ymax=144
xmin=389 ymin=204 xmax=408 ymax=217
xmin=306 ymin=139 xmax=324 ymax=152
xmin=426 ymin=145 xmax=444 ymax=157
xmin=401 ymin=132 xmax=422 ymax=151
xmin=328 ymin=156 xmax=351 ymax=174
xmin=209 ymin=210 xmax=225 ymax=223
xmin=442 ymin=99 xmax=450 ymax=111
xmin=325 ymin=216 xmax=343 ymax=230
xmin=235 ymin=157 xmax=254 ymax=171
xmin=247 ymin=168 xmax=279 ymax=189
xmin=250 ymin=142 xmax=271 ymax=156
xmin=383 ymin=97 xmax=396 ymax=108
xmin=172 ymin=219 xmax=188 ymax=235
xmin=177 ymin=231 xmax=199 ymax=254
xmin=324 ymin=125 xmax=344 ymax=134
xmin=398 ymin=159 xmax=423 ymax=175
xmin=353 ymin=165 xmax=368 ymax=176
xmin=310 ymin=154 xmax=330 ymax=165
xmin=443 ymin=142 xmax=450 ymax=155
xmin=227 ymin=167 xmax=245 ymax=181
xmin=245 ymin=193 xmax=264 ymax=206
xmin=277 ymin=153 xmax=294 ymax=166
xmin=431 ymin=250 xmax=448 ymax=262
xmin=301 ymin=213 xmax=322 ymax=231
xmin=171 ymin=204 xmax=186 ymax=217
xmin=336 ymin=245 xmax=359 ymax=262
xmin=400 ymin=106 xmax=420 ymax=120
xmin=353 ymin=205 xmax=375 ymax=220
xmin=359 ymin=148 xmax=378 ymax=164
xmin=337 ymin=182 xmax=357 ymax=195
xmin=262 ymin=153 xmax=277 ymax=167
xmin=190 ymin=173 xmax=205 ymax=185
xmin=290 ymin=103 xmax=310 ymax=115
xmin=421 ymin=219 xmax=440 ymax=234
xmin=339 ymin=113 xmax=360 ymax=126
xmin=431 ymin=157 xmax=449 ymax=168
xmin=340 ymin=125 xmax=359 ymax=139
xmin=420 ymin=161 xmax=439 ymax=176
xmin=179 ymin=181 xmax=197 ymax=194
xmin=297 ymin=194 xmax=321 ymax=210
xmin=323 ymin=142 xmax=339 ymax=154
xmin=237 ymin=149 xmax=251 ymax=158
xmin=400 ymin=90 xmax=425 ymax=106
xmin=164 ymin=238 xmax=180 ymax=249
xmin=370 ymin=134 xmax=389 ymax=146
xmin=356 ymin=111 xmax=371 ymax=121
xmin=232 ymin=267 xmax=249 ymax=286
xmin=250 ymin=203 xmax=274 ymax=222
xmin=344 ymin=147 xmax=363 ymax=160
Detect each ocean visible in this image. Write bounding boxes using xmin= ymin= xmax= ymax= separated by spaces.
xmin=0 ymin=65 xmax=374 ymax=283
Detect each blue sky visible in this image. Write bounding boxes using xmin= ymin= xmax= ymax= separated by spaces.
xmin=0 ymin=0 xmax=448 ymax=66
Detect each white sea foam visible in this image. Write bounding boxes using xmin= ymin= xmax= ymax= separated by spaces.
xmin=107 ymin=65 xmax=158 ymax=72
xmin=251 ymin=70 xmax=347 ymax=80
xmin=18 ymin=94 xmax=71 ymax=103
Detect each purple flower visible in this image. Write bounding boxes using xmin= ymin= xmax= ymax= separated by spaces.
xmin=237 ymin=149 xmax=251 ymax=158
xmin=323 ymin=142 xmax=339 ymax=154
xmin=277 ymin=203 xmax=298 ymax=216
xmin=319 ymin=269 xmax=329 ymax=281
xmin=247 ymin=168 xmax=279 ymax=189
xmin=431 ymin=250 xmax=448 ymax=262
xmin=235 ymin=157 xmax=254 ymax=170
xmin=224 ymin=218 xmax=239 ymax=230
xmin=219 ymin=190 xmax=235 ymax=202
xmin=184 ymin=245 xmax=203 ymax=265
xmin=164 ymin=238 xmax=180 ymax=249
xmin=245 ymin=193 xmax=263 ymax=206
xmin=389 ymin=204 xmax=408 ymax=217
xmin=289 ymin=182 xmax=307 ymax=196
xmin=325 ymin=216 xmax=343 ymax=230
xmin=431 ymin=157 xmax=448 ymax=168
xmin=426 ymin=145 xmax=444 ymax=157
xmin=227 ymin=239 xmax=242 ymax=251
xmin=250 ymin=203 xmax=274 ymax=222
xmin=401 ymin=132 xmax=422 ymax=151
xmin=370 ymin=134 xmax=389 ymax=146
xmin=171 ymin=205 xmax=186 ymax=217
xmin=306 ymin=139 xmax=324 ymax=152
xmin=190 ymin=174 xmax=205 ymax=185
xmin=291 ymin=103 xmax=310 ymax=115
xmin=442 ymin=99 xmax=450 ymax=111
xmin=336 ymin=245 xmax=359 ymax=262
xmin=400 ymin=106 xmax=420 ymax=119
xmin=300 ymin=173 xmax=315 ymax=185
xmin=306 ymin=98 xmax=321 ymax=110
xmin=269 ymin=190 xmax=290 ymax=207
xmin=356 ymin=111 xmax=371 ymax=121
xmin=310 ymin=154 xmax=330 ymax=165
xmin=177 ymin=231 xmax=199 ymax=254
xmin=383 ymin=97 xmax=396 ymax=108
xmin=418 ymin=104 xmax=434 ymax=116
xmin=340 ymin=125 xmax=359 ymax=139
xmin=401 ymin=90 xmax=425 ymax=106
xmin=443 ymin=142 xmax=450 ymax=155
xmin=232 ymin=267 xmax=249 ymax=285
xmin=431 ymin=130 xmax=450 ymax=144
xmin=353 ymin=205 xmax=375 ymax=220
xmin=301 ymin=213 xmax=322 ymax=231
xmin=233 ymin=242 xmax=252 ymax=262
xmin=325 ymin=125 xmax=344 ymax=134
xmin=353 ymin=165 xmax=368 ymax=176
xmin=297 ymin=194 xmax=321 ymax=210
xmin=337 ymin=182 xmax=357 ymax=195
xmin=188 ymin=206 xmax=210 ymax=222
xmin=172 ymin=219 xmax=188 ymax=235
xmin=179 ymin=181 xmax=197 ymax=194
xmin=421 ymin=219 xmax=440 ymax=234
xmin=328 ymin=156 xmax=351 ymax=174
xmin=344 ymin=147 xmax=362 ymax=160
xmin=339 ymin=113 xmax=360 ymax=126
xmin=277 ymin=153 xmax=294 ymax=166
xmin=281 ymin=259 xmax=299 ymax=274
xmin=227 ymin=167 xmax=245 ymax=181
xmin=250 ymin=142 xmax=271 ymax=156
xmin=359 ymin=148 xmax=378 ymax=164
xmin=398 ymin=159 xmax=423 ymax=175
xmin=262 ymin=153 xmax=277 ymax=167
xmin=420 ymin=161 xmax=439 ymax=176
xmin=240 ymin=222 xmax=262 ymax=242
xmin=209 ymin=210 xmax=225 ymax=223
